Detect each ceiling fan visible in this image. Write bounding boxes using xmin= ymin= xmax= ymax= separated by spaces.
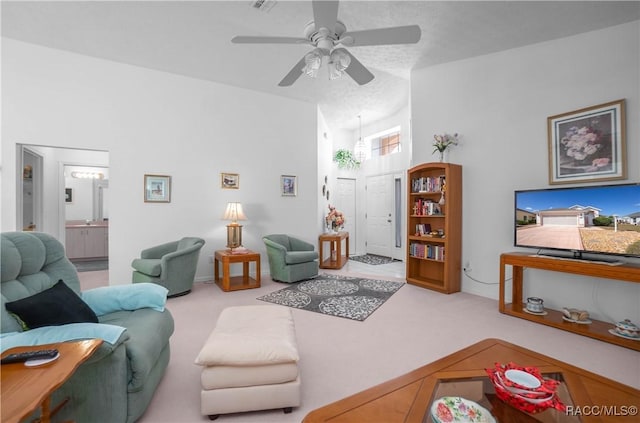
xmin=231 ymin=0 xmax=421 ymax=86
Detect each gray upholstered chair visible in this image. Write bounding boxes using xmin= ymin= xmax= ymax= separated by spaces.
xmin=263 ymin=234 xmax=318 ymax=283
xmin=131 ymin=237 xmax=205 ymax=297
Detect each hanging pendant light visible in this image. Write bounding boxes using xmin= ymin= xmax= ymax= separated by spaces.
xmin=353 ymin=115 xmax=367 ymax=163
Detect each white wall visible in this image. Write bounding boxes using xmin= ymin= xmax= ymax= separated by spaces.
xmin=2 ymin=39 xmax=318 ymax=285
xmin=411 ymin=21 xmax=640 ymax=323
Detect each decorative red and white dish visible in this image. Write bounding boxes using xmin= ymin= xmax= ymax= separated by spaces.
xmin=486 ymin=362 xmax=565 ymax=414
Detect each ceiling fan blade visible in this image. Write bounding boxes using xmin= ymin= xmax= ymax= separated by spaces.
xmin=334 ymin=48 xmax=374 ymax=86
xmin=312 ymin=0 xmax=339 ymax=32
xmin=231 ymin=35 xmax=310 ymax=45
xmin=278 ymin=56 xmax=307 ymax=87
xmin=340 ymin=25 xmax=421 ymax=46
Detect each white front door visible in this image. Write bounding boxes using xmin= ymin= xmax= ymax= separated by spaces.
xmin=366 ymin=174 xmax=393 ymax=257
xmin=335 ymin=178 xmax=356 ymax=253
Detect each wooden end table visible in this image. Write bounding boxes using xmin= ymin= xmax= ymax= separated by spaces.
xmin=319 ymin=231 xmax=349 ymax=269
xmin=214 ymin=249 xmax=261 ymax=292
xmin=303 ymin=338 xmax=640 ymax=423
xmin=1 ymin=339 xmax=103 ymax=423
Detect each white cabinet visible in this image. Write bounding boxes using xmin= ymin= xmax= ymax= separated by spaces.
xmin=66 ymin=226 xmax=108 ymax=260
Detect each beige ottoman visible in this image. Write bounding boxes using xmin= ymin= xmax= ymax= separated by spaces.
xmin=194 ymin=305 xmax=301 ymax=420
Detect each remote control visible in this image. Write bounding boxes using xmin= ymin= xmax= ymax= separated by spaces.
xmin=1 ymin=349 xmax=59 ymax=364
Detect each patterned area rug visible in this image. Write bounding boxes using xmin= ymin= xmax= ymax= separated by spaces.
xmin=257 ymin=274 xmax=404 ymax=321
xmin=349 ymin=254 xmax=399 ymax=265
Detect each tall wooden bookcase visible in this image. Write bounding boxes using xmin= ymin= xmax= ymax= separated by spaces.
xmin=406 ymin=163 xmax=462 ymax=293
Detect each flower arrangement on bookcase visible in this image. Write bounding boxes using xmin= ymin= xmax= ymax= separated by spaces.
xmin=406 ymin=162 xmax=462 ymax=294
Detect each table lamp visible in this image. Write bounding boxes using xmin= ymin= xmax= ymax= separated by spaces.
xmin=222 ymin=202 xmax=247 ymax=252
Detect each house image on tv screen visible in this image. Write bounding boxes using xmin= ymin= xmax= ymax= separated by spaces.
xmin=537 ymin=205 xmax=601 ymax=227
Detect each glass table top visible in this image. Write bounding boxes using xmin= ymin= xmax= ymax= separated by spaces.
xmin=424 ymin=373 xmax=580 ymax=423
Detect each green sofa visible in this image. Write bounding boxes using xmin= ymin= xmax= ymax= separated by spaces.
xmin=131 ymin=237 xmax=205 ymax=297
xmin=263 ymin=234 xmax=319 ymax=283
xmin=1 ymin=231 xmax=174 ymax=423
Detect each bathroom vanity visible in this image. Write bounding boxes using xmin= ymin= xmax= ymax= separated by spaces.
xmin=65 ymin=221 xmax=108 ymax=260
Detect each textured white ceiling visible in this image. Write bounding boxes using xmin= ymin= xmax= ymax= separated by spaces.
xmin=2 ymin=1 xmax=639 ymax=129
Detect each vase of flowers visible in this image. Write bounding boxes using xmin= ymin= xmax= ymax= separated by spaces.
xmin=433 ymin=133 xmax=459 ymax=162
xmin=325 ymin=205 xmax=345 ymax=233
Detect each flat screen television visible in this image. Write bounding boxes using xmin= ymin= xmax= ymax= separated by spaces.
xmin=514 ymin=183 xmax=640 ymax=261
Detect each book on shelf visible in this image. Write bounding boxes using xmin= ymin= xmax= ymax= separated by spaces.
xmin=409 ymin=242 xmax=445 ymax=261
xmin=412 ymin=198 xmax=442 ymax=216
xmin=411 ymin=175 xmax=446 ymax=193
xmin=416 ymin=223 xmax=432 ymax=236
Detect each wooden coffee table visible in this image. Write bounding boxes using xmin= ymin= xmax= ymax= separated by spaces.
xmin=303 ymin=338 xmax=640 ymax=422
xmin=214 ymin=249 xmax=261 ymax=292
xmin=1 ymin=339 xmax=103 ymax=423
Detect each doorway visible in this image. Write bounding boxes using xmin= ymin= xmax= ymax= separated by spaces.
xmin=16 ymin=144 xmax=109 ymax=247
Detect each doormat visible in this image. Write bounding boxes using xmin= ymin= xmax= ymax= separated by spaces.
xmin=349 ymin=254 xmax=399 ymax=265
xmin=257 ymin=274 xmax=404 ymax=321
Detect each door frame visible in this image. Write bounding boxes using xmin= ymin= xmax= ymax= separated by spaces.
xmin=16 ymin=145 xmax=44 ymax=232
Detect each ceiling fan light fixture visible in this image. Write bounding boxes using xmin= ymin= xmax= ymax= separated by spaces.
xmin=331 ymin=49 xmax=350 ymax=70
xmin=232 ymin=0 xmax=420 ymax=86
xmin=327 ymin=61 xmax=342 ymax=80
xmin=328 ymin=49 xmax=351 ymax=80
xmin=303 ymin=48 xmax=323 ymax=78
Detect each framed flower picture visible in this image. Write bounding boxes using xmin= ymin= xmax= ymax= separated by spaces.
xmin=548 ymin=99 xmax=626 ymax=184
xmin=144 ymin=174 xmax=171 ymax=203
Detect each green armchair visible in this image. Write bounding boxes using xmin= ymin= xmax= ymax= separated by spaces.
xmin=263 ymin=234 xmax=319 ymax=283
xmin=131 ymin=237 xmax=205 ymax=297
xmin=1 ymin=231 xmax=174 ymax=423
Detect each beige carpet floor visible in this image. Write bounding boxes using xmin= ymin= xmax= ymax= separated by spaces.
xmin=78 ymin=267 xmax=639 ymax=423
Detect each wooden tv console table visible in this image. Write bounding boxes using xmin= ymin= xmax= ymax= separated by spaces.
xmin=499 ymin=252 xmax=640 ymax=351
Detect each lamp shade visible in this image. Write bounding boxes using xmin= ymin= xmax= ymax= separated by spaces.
xmin=222 ymin=202 xmax=247 ymax=223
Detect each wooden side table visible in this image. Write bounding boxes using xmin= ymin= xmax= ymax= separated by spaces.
xmin=1 ymin=339 xmax=103 ymax=423
xmin=214 ymin=249 xmax=261 ymax=292
xmin=319 ymin=232 xmax=349 ymax=269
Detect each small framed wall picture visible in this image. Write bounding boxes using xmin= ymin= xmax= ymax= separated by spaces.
xmin=65 ymin=188 xmax=73 ymax=204
xmin=281 ymin=175 xmax=297 ymax=197
xmin=221 ymin=173 xmax=239 ymax=189
xmin=144 ymin=174 xmax=171 ymax=203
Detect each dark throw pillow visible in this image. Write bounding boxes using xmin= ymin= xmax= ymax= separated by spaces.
xmin=5 ymin=280 xmax=98 ymax=329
